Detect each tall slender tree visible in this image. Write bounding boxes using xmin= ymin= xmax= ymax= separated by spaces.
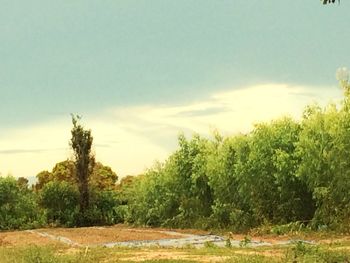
xmin=70 ymin=115 xmax=95 ymax=224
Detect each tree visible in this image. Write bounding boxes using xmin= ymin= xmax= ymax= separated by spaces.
xmin=17 ymin=177 xmax=29 ymax=190
xmin=322 ymin=0 xmax=338 ymax=4
xmin=35 ymin=160 xmax=118 ymax=191
xmin=207 ymin=134 xmax=252 ymax=230
xmin=236 ymin=118 xmax=314 ymax=226
xmin=35 ymin=170 xmax=53 ymax=191
xmin=70 ymin=115 xmax=95 ymax=224
xmin=90 ymin=162 xmax=118 ymax=190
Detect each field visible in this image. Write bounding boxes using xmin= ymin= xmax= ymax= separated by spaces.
xmin=1 ymin=225 xmax=350 ymax=262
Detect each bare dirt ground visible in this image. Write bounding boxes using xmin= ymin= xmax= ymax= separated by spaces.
xmin=0 ymin=225 xmax=212 ymax=248
xmin=0 ymin=231 xmax=60 ymax=247
xmin=1 ymin=226 xmax=350 ymax=262
xmin=41 ymin=225 xmax=185 ymax=245
xmin=1 ymin=224 xmax=350 ymax=249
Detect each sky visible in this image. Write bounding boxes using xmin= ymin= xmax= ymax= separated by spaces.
xmin=0 ymin=0 xmax=349 ymax=180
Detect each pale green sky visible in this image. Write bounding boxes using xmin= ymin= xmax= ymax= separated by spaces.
xmin=0 ymin=1 xmax=348 ymax=179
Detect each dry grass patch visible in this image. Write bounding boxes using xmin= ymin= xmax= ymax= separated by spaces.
xmin=233 ymin=249 xmax=284 ymax=258
xmin=119 ymin=250 xmax=229 ymax=262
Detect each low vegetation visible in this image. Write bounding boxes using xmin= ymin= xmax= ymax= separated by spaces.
xmin=0 ymin=240 xmax=349 ymax=263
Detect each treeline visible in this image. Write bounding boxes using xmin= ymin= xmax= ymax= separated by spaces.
xmin=1 ymin=75 xmax=350 ymax=232
xmin=122 ymin=78 xmax=350 ymax=232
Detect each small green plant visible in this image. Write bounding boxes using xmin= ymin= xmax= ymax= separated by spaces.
xmin=204 ymin=241 xmax=217 ymax=248
xmin=290 ymin=240 xmax=319 ymax=261
xmin=292 ymin=241 xmax=308 ymax=257
xmin=239 ymin=236 xmax=251 ymax=248
xmin=225 ymin=238 xmax=232 ymax=248
xmin=270 ymin=221 xmax=309 ymax=235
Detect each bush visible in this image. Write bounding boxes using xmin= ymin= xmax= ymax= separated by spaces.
xmin=0 ymin=176 xmax=44 ymax=230
xmin=40 ymin=180 xmax=79 ymax=226
xmin=73 ymin=189 xmax=120 ymax=226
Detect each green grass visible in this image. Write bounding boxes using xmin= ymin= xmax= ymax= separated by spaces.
xmin=0 ymin=245 xmax=104 ymax=263
xmin=0 ymin=242 xmax=349 ymax=263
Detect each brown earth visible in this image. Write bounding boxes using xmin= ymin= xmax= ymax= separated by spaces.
xmin=1 ymin=224 xmax=350 ymax=249
xmin=42 ymin=226 xmax=185 ymax=245
xmin=0 ymin=225 xmax=198 ymax=247
xmin=0 ymin=231 xmax=60 ymax=247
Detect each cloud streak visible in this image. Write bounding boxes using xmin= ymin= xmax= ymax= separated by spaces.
xmin=0 ymin=148 xmax=66 ymax=155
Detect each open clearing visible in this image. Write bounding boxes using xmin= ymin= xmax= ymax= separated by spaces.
xmin=1 ymin=225 xmax=226 ymax=248
xmin=0 ymin=225 xmax=216 ymax=247
xmin=1 ymin=224 xmax=348 ymax=248
xmin=1 ymin=225 xmax=350 ymax=262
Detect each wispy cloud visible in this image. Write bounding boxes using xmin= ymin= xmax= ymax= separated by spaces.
xmin=0 ymin=148 xmax=65 ymax=155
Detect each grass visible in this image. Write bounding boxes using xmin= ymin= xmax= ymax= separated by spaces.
xmin=0 ymin=239 xmax=349 ymax=263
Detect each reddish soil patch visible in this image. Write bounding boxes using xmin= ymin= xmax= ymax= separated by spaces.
xmin=106 ymin=224 xmax=209 ymax=235
xmin=42 ymin=226 xmax=185 ymax=245
xmin=0 ymin=231 xmax=60 ymax=247
xmin=169 ymin=228 xmax=209 ymax=235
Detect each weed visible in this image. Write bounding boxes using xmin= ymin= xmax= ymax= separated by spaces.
xmin=225 ymin=238 xmax=232 ymax=248
xmin=203 ymin=241 xmax=217 ymax=248
xmin=239 ymin=235 xmax=251 ymax=248
xmin=270 ymin=221 xmax=309 ymax=235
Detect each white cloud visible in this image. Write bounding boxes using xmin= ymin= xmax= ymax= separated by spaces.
xmin=0 ymin=83 xmax=342 ymax=180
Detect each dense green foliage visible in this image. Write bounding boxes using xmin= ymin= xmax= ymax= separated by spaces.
xmin=0 ymin=177 xmax=43 ymax=230
xmin=122 ymin=77 xmax=350 ymax=232
xmin=36 ymin=160 xmax=120 ymax=227
xmin=40 ymin=181 xmax=79 ymax=226
xmin=38 ymin=178 xmax=120 ymax=227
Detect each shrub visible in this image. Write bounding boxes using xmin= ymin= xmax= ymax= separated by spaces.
xmin=0 ymin=176 xmax=44 ymax=230
xmin=40 ymin=180 xmax=79 ymax=226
